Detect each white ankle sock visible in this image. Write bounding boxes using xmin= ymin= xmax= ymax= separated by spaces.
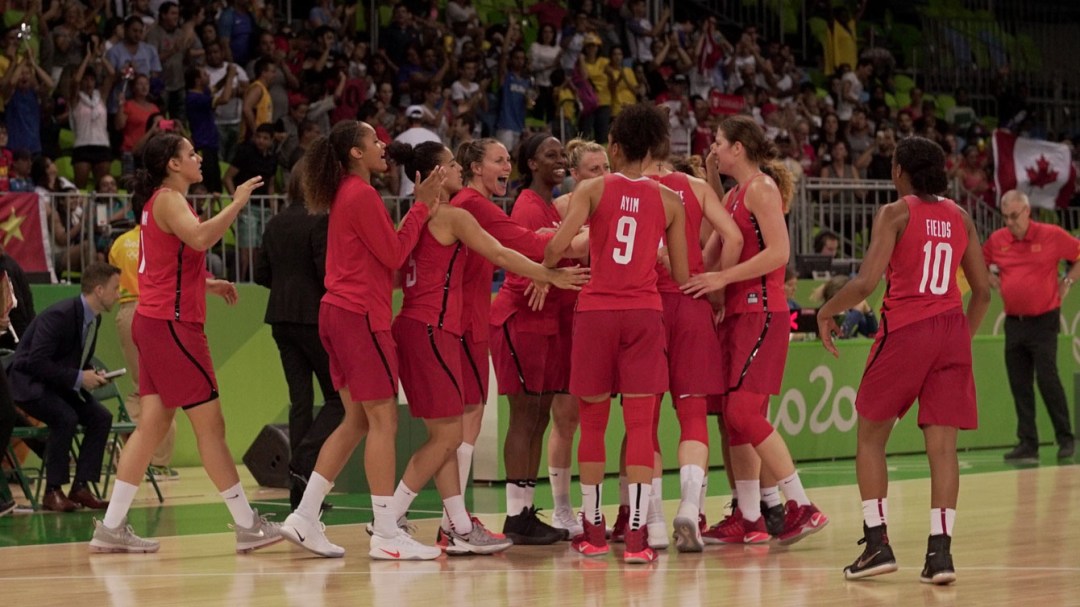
xmin=371 ymin=495 xmax=396 ymax=537
xmin=392 ymin=480 xmax=418 ymax=520
xmin=220 ymin=482 xmax=254 ymax=528
xmin=443 ymin=494 xmax=473 ymax=534
xmin=506 ymin=481 xmax=528 ymax=515
xmin=779 ymin=471 xmax=810 ymax=506
xmin=550 ymin=467 xmax=572 ymax=512
xmin=103 ymin=480 xmax=138 ymax=528
xmin=581 ymin=483 xmax=602 ymax=525
xmin=457 ymin=443 xmax=474 ymax=494
xmin=930 ymin=508 xmax=956 ymax=536
xmin=525 ymin=480 xmax=536 ymax=508
xmin=761 ymin=485 xmax=782 ymax=508
xmin=862 ymin=498 xmax=888 ymax=528
xmin=296 ymin=472 xmax=333 ymax=521
xmin=629 ymin=483 xmax=652 ymax=531
xmin=648 ymin=477 xmax=664 ymax=524
xmin=678 ymin=465 xmax=705 ymax=519
xmin=734 ymin=480 xmax=761 ymax=522
xmin=698 ymin=475 xmax=708 ymax=512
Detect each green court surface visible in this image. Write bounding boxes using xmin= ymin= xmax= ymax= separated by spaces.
xmin=3 ymin=446 xmax=1073 ymax=548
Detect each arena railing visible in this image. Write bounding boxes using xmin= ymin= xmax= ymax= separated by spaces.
xmin=37 ymin=184 xmax=1078 ymax=284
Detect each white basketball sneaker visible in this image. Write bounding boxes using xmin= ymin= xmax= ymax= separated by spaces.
xmin=551 ymin=506 xmax=584 ymax=540
xmin=647 ymin=520 xmax=670 ymax=550
xmin=369 ymin=528 xmax=442 ymax=561
xmin=280 ymin=512 xmax=345 ymax=558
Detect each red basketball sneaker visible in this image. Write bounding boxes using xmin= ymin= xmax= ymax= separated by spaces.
xmin=623 ymin=527 xmax=658 ymax=564
xmin=609 ymin=505 xmax=630 ymax=543
xmin=776 ymin=501 xmax=829 ymax=546
xmin=703 ymin=511 xmax=770 ymax=544
xmin=572 ymin=514 xmax=609 ymax=557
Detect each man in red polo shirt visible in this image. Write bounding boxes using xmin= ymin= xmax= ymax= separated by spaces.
xmin=983 ymin=190 xmax=1079 ymax=462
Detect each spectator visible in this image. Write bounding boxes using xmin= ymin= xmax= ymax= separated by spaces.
xmin=813 ymin=112 xmax=843 ymax=170
xmin=205 ymin=40 xmax=249 ymax=165
xmin=116 ymin=74 xmax=160 ymax=175
xmin=625 ymin=0 xmax=670 ymax=64
xmin=559 ymin=11 xmax=590 ymax=73
xmin=1 ymin=52 xmax=54 ymax=156
xmin=816 ymin=274 xmax=878 ymax=338
xmin=131 ymin=0 xmax=156 ymax=25
xmin=445 ymin=0 xmax=479 ymax=30
xmin=382 ymin=3 xmax=420 ymax=67
xmin=608 ymin=46 xmax=640 ymax=119
xmin=825 ymin=0 xmax=866 ymax=75
xmin=280 ymin=120 xmax=320 ymax=185
xmin=785 ymin=267 xmax=801 ymax=311
xmin=104 ymin=16 xmax=162 ymax=114
xmin=185 ymin=65 xmax=229 ymax=193
xmin=248 ymin=31 xmax=300 ymax=124
xmin=277 ymin=92 xmax=309 ymax=169
xmin=529 ymin=23 xmax=561 ymax=127
xmin=450 ymin=57 xmax=485 ymax=122
xmin=71 ymin=43 xmax=116 ymax=190
xmin=845 ymin=107 xmax=874 ymax=171
xmin=108 ymin=208 xmax=179 ymax=480
xmin=224 ymin=122 xmax=277 ymax=281
xmin=393 ymin=105 xmax=441 ymax=196
xmin=496 ymin=44 xmax=531 ymax=155
xmin=859 ymin=127 xmax=896 ymax=182
xmin=776 ymin=133 xmax=806 ymax=186
xmin=838 ymin=58 xmax=872 ymax=126
xmin=814 ymin=230 xmax=840 ymax=257
xmin=984 ymin=190 xmax=1077 ymax=462
xmin=145 ymin=1 xmax=202 ymax=121
xmin=51 ymin=184 xmax=96 ymax=276
xmin=241 ymin=57 xmax=277 ymax=142
xmin=371 ymin=81 xmax=400 ymax=135
xmin=218 ymin=0 xmax=258 ymax=68
xmin=896 ymin=109 xmax=915 ymax=140
xmin=525 ymin=0 xmax=567 ymax=31
xmin=819 ymin=140 xmax=864 ymax=203
xmin=578 ymin=34 xmax=611 ymax=144
xmin=8 ymin=149 xmax=34 ymax=193
xmin=953 ymin=144 xmax=992 ymax=206
xmin=7 ymin=263 xmax=121 ymax=513
xmin=657 ymin=73 xmax=694 ymax=156
xmin=253 ymin=162 xmax=344 ymax=511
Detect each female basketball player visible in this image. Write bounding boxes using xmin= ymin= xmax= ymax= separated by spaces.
xmin=90 ymin=134 xmax=282 ymax=554
xmin=682 ymin=115 xmax=829 ymax=546
xmin=818 ymin=136 xmax=989 ymax=584
xmin=278 ymin=120 xmax=446 ymax=561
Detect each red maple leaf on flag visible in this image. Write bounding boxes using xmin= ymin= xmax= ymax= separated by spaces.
xmin=1025 ymin=154 xmax=1059 ymax=188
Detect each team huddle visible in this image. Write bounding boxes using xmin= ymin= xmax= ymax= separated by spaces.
xmin=85 ymin=101 xmax=988 ymax=586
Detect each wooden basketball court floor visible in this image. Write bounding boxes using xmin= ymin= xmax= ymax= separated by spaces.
xmin=1 ymin=451 xmax=1077 ymax=606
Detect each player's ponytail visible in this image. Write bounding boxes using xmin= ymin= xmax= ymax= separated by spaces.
xmin=719 ymin=115 xmax=795 ymax=213
xmin=304 ymin=120 xmax=363 ymax=213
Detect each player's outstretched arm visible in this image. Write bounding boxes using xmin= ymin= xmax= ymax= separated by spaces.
xmin=959 ymin=210 xmax=991 ymax=337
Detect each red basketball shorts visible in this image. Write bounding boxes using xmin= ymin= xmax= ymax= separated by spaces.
xmin=719 ymin=311 xmax=790 ymax=396
xmin=459 ymin=330 xmax=489 ymax=406
xmin=856 ymin=311 xmax=977 ymax=429
xmin=661 ymin=292 xmax=725 ymax=397
xmin=570 ymin=309 xmax=669 ymax=397
xmin=490 ymin=315 xmax=555 ymax=396
xmin=392 ymin=317 xmax=465 ymax=419
xmin=132 ymin=313 xmax=219 ymax=409
xmin=318 ymin=303 xmax=398 ymax=402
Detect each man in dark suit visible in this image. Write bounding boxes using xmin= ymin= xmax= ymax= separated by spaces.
xmin=7 ymin=263 xmax=122 ymax=512
xmin=253 ymin=165 xmax=343 ymax=510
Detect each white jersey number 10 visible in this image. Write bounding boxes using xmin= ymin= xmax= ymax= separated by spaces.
xmin=918 ymin=241 xmax=953 ymax=295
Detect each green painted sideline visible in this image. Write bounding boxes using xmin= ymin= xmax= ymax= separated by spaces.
xmin=25 ymin=284 xmax=1079 ymax=472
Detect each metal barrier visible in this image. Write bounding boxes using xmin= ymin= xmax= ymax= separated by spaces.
xmin=37 ymin=182 xmax=1080 ymax=284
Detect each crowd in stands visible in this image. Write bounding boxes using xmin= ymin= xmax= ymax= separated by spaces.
xmin=0 ymin=0 xmax=1078 ymax=281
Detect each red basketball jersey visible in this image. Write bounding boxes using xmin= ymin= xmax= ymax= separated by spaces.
xmin=322 ymin=175 xmax=429 ymax=331
xmin=881 ymin=195 xmax=967 ymax=332
xmin=724 ymin=175 xmax=787 ymax=315
xmin=399 ymin=227 xmax=466 ymax=335
xmin=652 ymin=172 xmax=705 ymax=294
xmin=576 ymin=173 xmax=666 ymax=312
xmin=137 ymin=188 xmax=207 ymax=323
xmin=490 ymin=189 xmax=563 ymax=330
xmin=452 ymin=187 xmax=549 ymax=342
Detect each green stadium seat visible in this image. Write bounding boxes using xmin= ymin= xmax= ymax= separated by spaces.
xmin=58 ymin=128 xmax=75 ymax=153
xmin=894 ymin=74 xmax=916 ymax=94
xmin=54 ymin=156 xmax=74 ymax=183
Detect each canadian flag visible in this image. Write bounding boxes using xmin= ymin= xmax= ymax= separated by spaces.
xmin=992 ymin=129 xmax=1077 ymax=209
